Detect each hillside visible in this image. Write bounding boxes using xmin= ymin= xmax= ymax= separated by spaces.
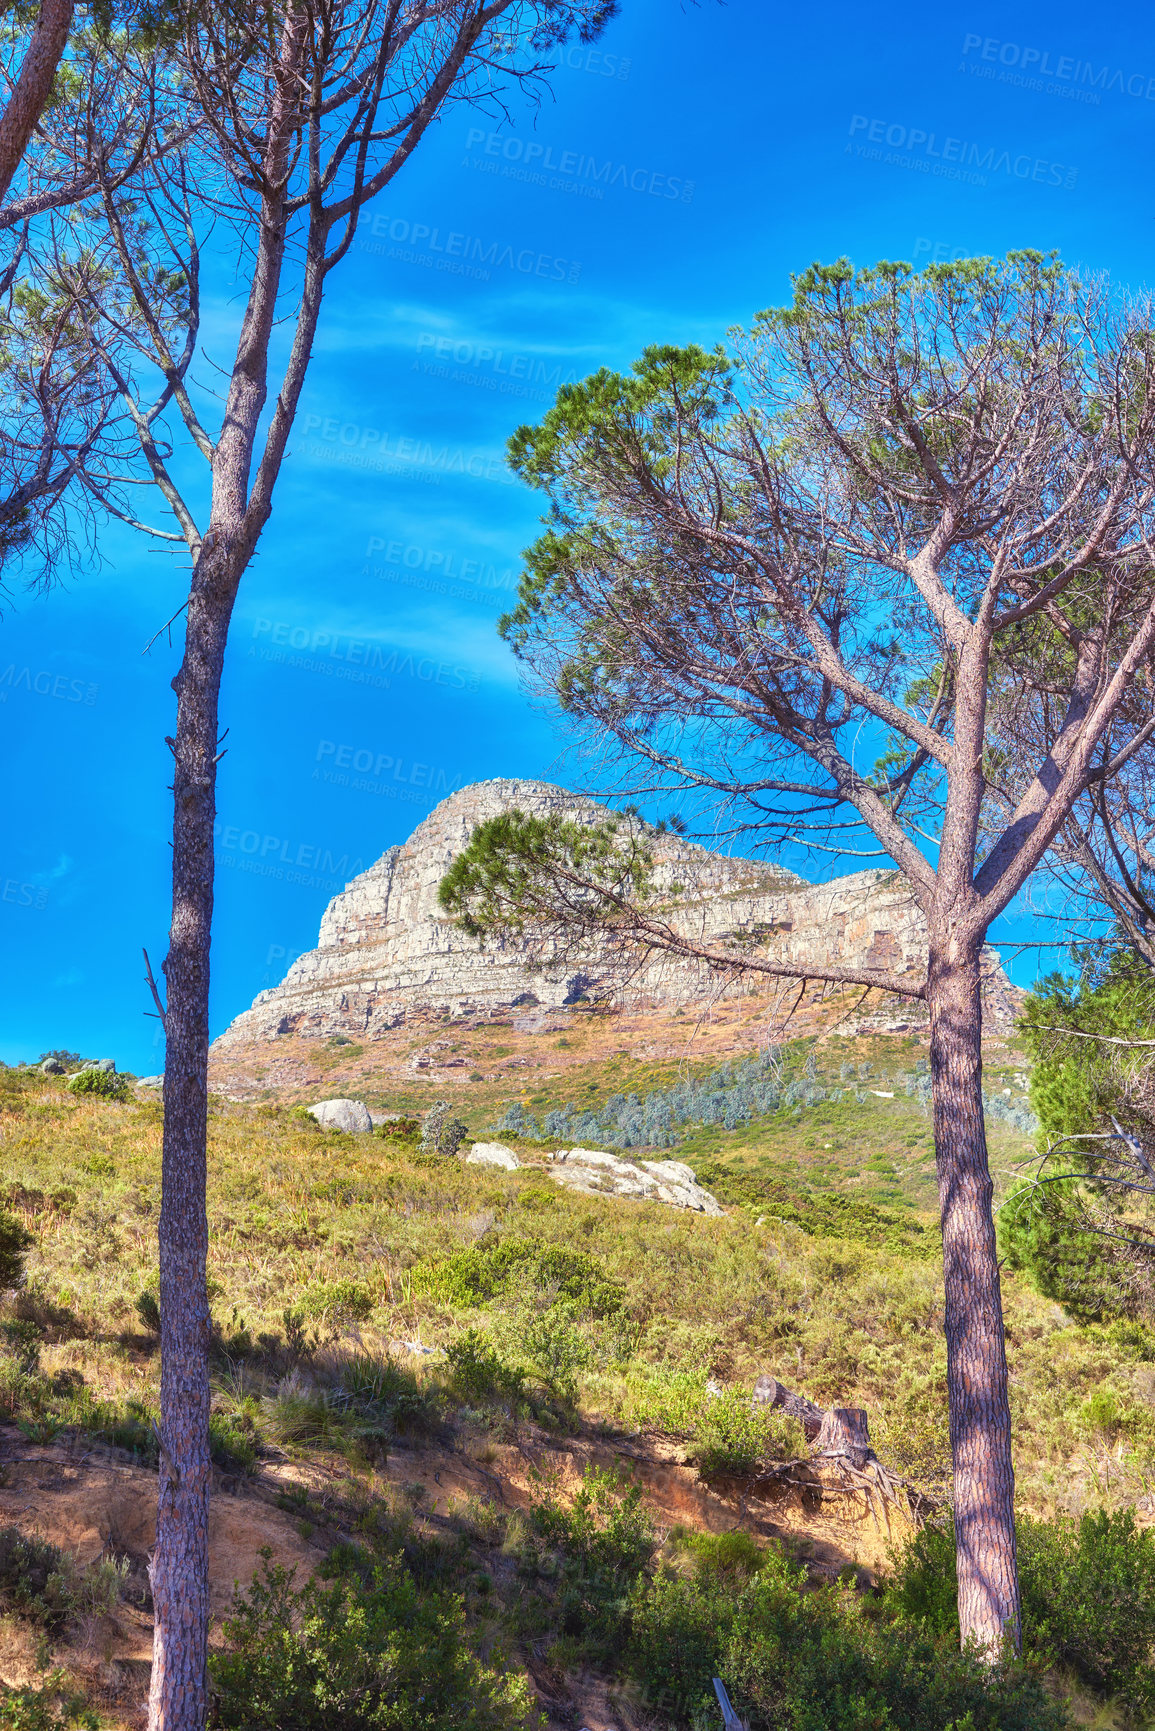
xmin=4 ymin=1019 xmax=1155 ymax=1728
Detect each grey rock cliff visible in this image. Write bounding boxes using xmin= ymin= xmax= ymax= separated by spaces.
xmin=214 ymin=779 xmax=1017 ymax=1047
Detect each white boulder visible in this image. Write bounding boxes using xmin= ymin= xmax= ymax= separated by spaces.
xmin=466 ymin=1142 xmax=521 ymax=1171
xmin=546 ymin=1148 xmax=723 ymax=1215
xmin=308 ymin=1098 xmax=373 ymax=1133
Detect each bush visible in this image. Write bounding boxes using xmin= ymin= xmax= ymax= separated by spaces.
xmin=339 ymin=1352 xmax=432 ymax=1434
xmin=891 ymin=1508 xmax=1155 ymax=1709
xmin=135 ymin=1288 xmax=161 ymax=1334
xmin=444 ymin=1329 xmax=527 ymax=1408
xmin=374 ymin=1116 xmax=420 ymax=1147
xmin=690 ymin=1389 xmax=802 ymax=1478
xmin=261 ymin=1354 xmax=434 ymax=1456
xmin=693 ymin=1165 xmax=938 ymax=1256
xmin=421 ymin=1101 xmax=469 ymax=1158
xmin=1022 ymin=1508 xmax=1155 ymax=1705
xmin=1010 ymin=956 xmax=1155 ymax=1318
xmin=0 ymin=1674 xmax=97 ymax=1730
xmin=998 ymin=1178 xmax=1122 ymax=1323
xmin=492 ymin=1050 xmax=787 ymax=1150
xmin=501 ymin=1300 xmax=591 ymax=1404
xmin=66 ymin=1068 xmax=131 ymax=1102
xmin=209 ymin=1550 xmax=542 ymax=1729
xmin=0 ymin=1527 xmax=74 ymax=1627
xmin=529 ymin=1466 xmax=653 ymax=1659
xmin=0 ymin=1209 xmax=33 ymax=1289
xmin=415 ymin=1239 xmax=623 ymax=1318
xmin=299 ymin=1279 xmax=375 ymax=1329
xmin=629 ymin=1545 xmax=1064 ymax=1731
xmin=210 ymin=1413 xmax=258 ymax=1473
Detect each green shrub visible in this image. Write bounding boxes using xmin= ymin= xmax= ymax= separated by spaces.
xmin=0 ymin=1209 xmax=33 ymax=1289
xmin=998 ymin=1178 xmax=1121 ymax=1323
xmin=891 ymin=1508 xmax=1155 ymax=1709
xmin=299 ymin=1279 xmax=375 ymax=1328
xmin=682 ymin=1527 xmax=769 ymax=1582
xmin=887 ymin=1520 xmax=957 ymax=1632
xmin=1022 ymin=1508 xmax=1155 ymax=1705
xmin=689 ymin=1389 xmax=803 ymax=1478
xmin=1011 ymin=957 xmax=1155 ymax=1319
xmin=0 ymin=1673 xmax=97 ymax=1730
xmin=415 ymin=1239 xmax=623 ymax=1318
xmin=529 ymin=1466 xmax=653 ymax=1659
xmin=629 ymin=1545 xmax=1063 ymax=1731
xmin=209 ymin=1550 xmax=542 ymax=1729
xmin=0 ymin=1527 xmax=74 ymax=1627
xmin=210 ymin=1413 xmax=258 ymax=1473
xmin=444 ymin=1329 xmax=527 ymax=1407
xmin=260 ymin=1355 xmax=431 ymax=1456
xmin=0 ymin=1319 xmax=40 ymax=1375
xmin=501 ymin=1300 xmax=590 ymax=1403
xmin=621 ymin=1364 xmax=710 ymax=1433
xmin=261 ymin=1381 xmax=355 ymax=1449
xmin=135 ymin=1288 xmax=161 ymax=1334
xmin=627 ymin=1573 xmax=727 ymax=1719
xmin=689 ymin=1163 xmax=937 ymax=1256
xmin=374 ymin=1116 xmax=420 ymax=1147
xmin=66 ymin=1068 xmax=131 ymax=1102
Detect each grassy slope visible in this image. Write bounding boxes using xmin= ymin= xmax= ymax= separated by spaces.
xmin=3 ymin=1038 xmax=1152 ymax=1518
xmin=4 ymin=1027 xmax=1155 ymax=1727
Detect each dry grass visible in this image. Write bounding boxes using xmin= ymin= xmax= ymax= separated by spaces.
xmin=1 ymin=1051 xmax=1152 ymax=1520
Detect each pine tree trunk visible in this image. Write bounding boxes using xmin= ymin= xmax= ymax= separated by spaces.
xmin=928 ymin=938 xmax=1020 ymax=1655
xmin=148 ymin=559 xmax=236 ymax=1731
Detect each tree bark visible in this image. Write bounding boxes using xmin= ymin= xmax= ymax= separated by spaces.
xmin=813 ymin=1406 xmax=873 ymax=1470
xmin=928 ymin=937 xmax=1020 ymax=1656
xmin=148 ymin=553 xmax=237 ymax=1731
xmin=0 ymin=0 xmax=73 ymax=209
xmin=751 ymin=1373 xmax=823 ymax=1442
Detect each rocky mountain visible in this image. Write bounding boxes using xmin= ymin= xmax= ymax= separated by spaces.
xmin=214 ymin=779 xmax=1021 ymax=1048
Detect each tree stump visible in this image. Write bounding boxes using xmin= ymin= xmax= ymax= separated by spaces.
xmin=812 ymin=1406 xmax=873 ymax=1470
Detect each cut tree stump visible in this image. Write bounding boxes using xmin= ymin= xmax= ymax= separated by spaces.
xmin=813 ymin=1406 xmax=873 ymax=1470
xmin=748 ymin=1374 xmax=916 ymax=1527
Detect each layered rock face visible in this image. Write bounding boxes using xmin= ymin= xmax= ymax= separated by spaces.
xmin=214 ymin=778 xmax=1015 ymax=1047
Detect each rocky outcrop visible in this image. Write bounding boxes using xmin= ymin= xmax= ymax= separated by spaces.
xmin=214 ymin=779 xmax=1019 ymax=1048
xmin=547 ymin=1149 xmax=724 ymax=1214
xmin=464 ymin=1141 xmax=724 ymax=1213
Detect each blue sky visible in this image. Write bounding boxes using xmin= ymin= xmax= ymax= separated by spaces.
xmin=3 ymin=0 xmax=1153 ymax=1070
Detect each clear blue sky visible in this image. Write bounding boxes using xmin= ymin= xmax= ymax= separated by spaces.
xmin=3 ymin=0 xmax=1151 ymax=1070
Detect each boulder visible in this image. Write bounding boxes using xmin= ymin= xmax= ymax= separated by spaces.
xmin=79 ymin=1059 xmax=116 ymax=1075
xmin=307 ymin=1098 xmax=372 ymax=1133
xmin=40 ymin=1059 xmax=65 ymax=1075
xmin=466 ymin=1142 xmax=520 ymax=1171
xmin=546 ymin=1148 xmax=723 ymax=1215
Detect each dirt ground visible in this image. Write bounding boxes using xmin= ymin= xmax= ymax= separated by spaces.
xmin=0 ymin=1415 xmax=912 ymax=1728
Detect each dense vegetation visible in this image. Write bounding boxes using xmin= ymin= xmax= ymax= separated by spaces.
xmin=1000 ymin=954 xmax=1155 ymax=1322
xmin=2 ymin=1046 xmax=1154 ymax=1725
xmin=492 ymin=1048 xmax=1038 ymax=1151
